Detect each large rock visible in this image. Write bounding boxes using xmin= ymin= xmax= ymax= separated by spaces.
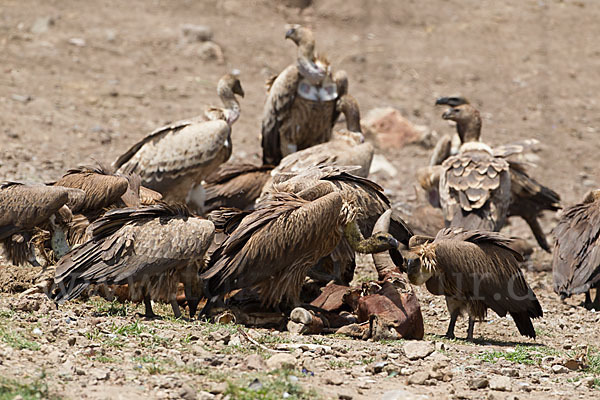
xmin=266 ymin=353 xmax=296 ymax=370
xmin=363 ymin=107 xmax=420 ymax=149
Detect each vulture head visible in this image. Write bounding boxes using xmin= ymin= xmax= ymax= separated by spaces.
xmin=440 ymin=103 xmax=482 ymax=143
xmin=285 ymin=24 xmax=327 ymax=85
xmin=405 ymin=242 xmax=436 ymax=285
xmin=583 ymin=189 xmax=600 ymax=204
xmin=435 ymin=96 xmax=469 ymax=107
xmin=336 ymin=94 xmax=362 ymax=135
xmin=215 ymin=73 xmax=244 ymax=125
xmin=358 ymin=231 xmax=400 ymax=254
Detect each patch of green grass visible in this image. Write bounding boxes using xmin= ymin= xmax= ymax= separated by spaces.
xmin=0 ymin=309 xmax=15 ymax=319
xmin=477 ymin=345 xmax=549 ymax=365
xmin=586 ymin=347 xmax=600 ymax=375
xmin=328 ymin=360 xmax=353 ymax=369
xmin=89 ymin=298 xmax=134 ymax=316
xmin=0 ymin=328 xmax=40 ymax=351
xmin=109 ymin=320 xmax=146 ymax=337
xmin=93 ymin=355 xmax=117 ymax=363
xmin=256 ymin=334 xmax=291 ymax=345
xmin=0 ymin=374 xmax=55 ymax=400
xmin=224 ymin=370 xmax=319 ymax=400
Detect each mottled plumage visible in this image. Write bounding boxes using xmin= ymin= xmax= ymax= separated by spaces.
xmin=51 ymin=204 xmax=215 ymax=318
xmin=114 ymin=74 xmax=243 ymax=203
xmin=552 ymin=190 xmax=600 ymax=309
xmin=261 ymin=25 xmax=348 ymax=165
xmin=407 ymin=228 xmax=543 ymax=339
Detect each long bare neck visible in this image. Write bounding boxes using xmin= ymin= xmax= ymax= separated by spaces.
xmin=344 ymin=221 xmax=383 ymax=254
xmin=343 ymin=100 xmax=361 ymax=133
xmin=217 ymin=85 xmax=240 ymax=125
xmin=457 ymin=114 xmax=482 ymax=143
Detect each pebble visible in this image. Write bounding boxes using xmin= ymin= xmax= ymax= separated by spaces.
xmin=322 ymin=371 xmax=343 ymax=385
xmin=489 ymin=376 xmax=511 ymax=391
xmin=403 ymin=341 xmax=435 ymax=360
xmin=551 ymin=364 xmax=568 ymax=374
xmin=266 ymin=353 xmax=296 ymax=370
xmin=31 ymin=16 xmax=54 ymax=34
xmin=68 ymin=337 xmax=77 ymax=346
xmin=407 ymin=371 xmax=430 ymax=385
xmin=180 ymin=24 xmax=213 ymax=42
xmin=209 ymin=381 xmax=227 ymax=394
xmin=68 ymin=38 xmax=86 ymax=47
xmin=245 ymin=354 xmax=267 ymax=371
xmin=197 ymin=391 xmax=215 ymax=400
xmin=469 ymin=378 xmax=489 ymax=389
xmin=380 ymin=389 xmax=430 ymax=399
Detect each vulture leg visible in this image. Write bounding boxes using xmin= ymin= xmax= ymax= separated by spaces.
xmin=593 ymin=289 xmax=600 ymax=311
xmin=584 ymin=291 xmax=592 ymax=309
xmin=523 ymin=215 xmax=550 ymax=253
xmin=445 ymin=297 xmax=462 ymax=339
xmin=142 ymin=294 xmax=158 ymax=319
xmin=466 ymin=317 xmax=476 ymax=341
xmin=170 ymin=299 xmax=183 ymax=319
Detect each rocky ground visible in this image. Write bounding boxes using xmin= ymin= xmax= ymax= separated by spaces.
xmin=1 ymin=0 xmax=599 ymax=399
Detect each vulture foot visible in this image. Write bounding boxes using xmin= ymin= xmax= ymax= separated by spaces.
xmin=466 ymin=317 xmax=476 ymax=341
xmin=584 ymin=289 xmax=600 ymax=311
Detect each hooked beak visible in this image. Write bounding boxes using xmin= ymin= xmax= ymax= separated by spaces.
xmin=388 ymin=237 xmax=399 ymax=249
xmin=442 ymin=109 xmax=454 ymax=120
xmin=406 ymin=257 xmax=420 ymax=275
xmin=285 ymin=28 xmax=295 ymax=40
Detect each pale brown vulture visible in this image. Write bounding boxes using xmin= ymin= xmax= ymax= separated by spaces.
xmin=113 ymin=74 xmax=244 ymax=204
xmin=552 ymin=189 xmax=600 ymax=309
xmin=50 ymin=204 xmax=215 ymax=318
xmin=200 ymin=188 xmax=400 ymax=315
xmin=434 ymin=97 xmax=560 ymax=250
xmin=0 ymin=182 xmax=82 ymax=266
xmin=261 ymin=25 xmax=349 ymax=165
xmin=406 ymin=228 xmax=543 ymax=340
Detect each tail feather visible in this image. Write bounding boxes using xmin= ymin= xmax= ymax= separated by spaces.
xmin=510 ymin=311 xmax=536 ymax=338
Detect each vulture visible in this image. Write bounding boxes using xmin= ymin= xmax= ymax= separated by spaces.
xmin=200 ymin=188 xmax=401 ymax=315
xmin=261 ymin=25 xmax=349 ymax=165
xmin=50 ymin=204 xmax=215 ymax=319
xmin=434 ymin=97 xmax=560 ymax=250
xmin=406 ymin=228 xmax=543 ymax=340
xmin=552 ymin=189 xmax=600 ymax=310
xmin=437 ymin=102 xmax=511 ymax=231
xmin=0 ymin=182 xmax=82 ymax=266
xmin=113 ymin=74 xmax=244 ymax=204
xmin=269 ymin=94 xmax=374 ymax=179
xmin=259 ymin=165 xmax=411 ymax=285
xmin=52 ymin=164 xmax=162 ymax=249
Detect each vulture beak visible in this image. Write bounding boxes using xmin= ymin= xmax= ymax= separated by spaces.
xmin=442 ymin=109 xmax=454 ymax=120
xmin=235 ymin=86 xmax=245 ymax=98
xmin=285 ymin=28 xmax=295 ymax=40
xmin=406 ymin=257 xmax=421 ymax=275
xmin=388 ymin=236 xmax=399 ymax=249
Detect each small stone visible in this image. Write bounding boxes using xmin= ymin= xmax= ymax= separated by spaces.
xmin=197 ymin=41 xmax=224 ymax=63
xmin=469 ymin=378 xmax=489 ymax=389
xmin=369 ymin=154 xmax=398 ymax=177
xmin=180 ymin=24 xmax=213 ymax=42
xmin=266 ymin=353 xmax=296 ymax=370
xmin=209 ymin=381 xmax=227 ymax=394
xmin=581 ymin=377 xmax=596 ymax=388
xmin=403 ymin=341 xmax=435 ymax=360
xmin=290 ymin=308 xmax=312 ymax=325
xmin=178 ymin=384 xmax=196 ymax=400
xmin=500 ymin=368 xmax=519 ymax=377
xmin=32 ymin=328 xmax=42 ymax=336
xmin=68 ymin=337 xmax=77 ymax=346
xmin=322 ymin=371 xmax=343 ymax=386
xmin=407 ymin=371 xmax=429 ymax=385
xmin=489 ymin=376 xmax=511 ymax=391
xmin=245 ymin=354 xmax=267 ymax=371
xmin=11 ymin=94 xmax=32 ymax=103
xmin=248 ymin=378 xmax=263 ymax=391
xmin=370 ymin=361 xmax=388 ymax=374
xmin=68 ymin=37 xmax=86 ymax=47
xmin=31 ymin=16 xmax=54 ymax=34
xmin=197 ymin=391 xmax=215 ymax=400
xmin=551 ymin=364 xmax=568 ymax=374
xmin=92 ymin=369 xmax=110 ymax=381
xmin=380 ymin=390 xmax=429 ymax=400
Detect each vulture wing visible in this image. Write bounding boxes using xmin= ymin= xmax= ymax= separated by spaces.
xmin=261 ymin=65 xmax=300 ymax=165
xmin=0 ymin=182 xmax=71 ymax=239
xmin=52 ymin=205 xmax=214 ymax=303
xmin=552 ymin=200 xmax=600 ymax=297
xmin=433 ymin=228 xmax=542 ymax=337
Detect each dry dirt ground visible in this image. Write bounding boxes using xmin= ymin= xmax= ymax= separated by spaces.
xmin=1 ymin=0 xmax=600 ymax=399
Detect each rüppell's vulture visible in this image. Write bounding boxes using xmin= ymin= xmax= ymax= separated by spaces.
xmin=552 ymin=189 xmax=600 ymax=310
xmin=0 ymin=182 xmax=83 ymax=266
xmin=436 ymin=101 xmax=511 ymax=231
xmin=200 ymin=188 xmax=401 ymax=315
xmin=50 ymin=204 xmax=215 ymax=319
xmin=433 ymin=97 xmax=561 ymax=250
xmin=113 ymin=74 xmax=244 ymax=204
xmin=269 ymin=94 xmax=374 ymax=179
xmin=406 ymin=228 xmax=543 ymax=340
xmin=261 ymin=25 xmax=349 ymax=165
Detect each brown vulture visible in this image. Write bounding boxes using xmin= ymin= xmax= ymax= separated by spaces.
xmin=552 ymin=189 xmax=600 ymax=310
xmin=0 ymin=182 xmax=83 ymax=266
xmin=433 ymin=97 xmax=560 ymax=250
xmin=261 ymin=25 xmax=349 ymax=165
xmin=113 ymin=74 xmax=244 ymax=204
xmin=50 ymin=204 xmax=215 ymax=318
xmin=269 ymin=94 xmax=374 ymax=179
xmin=406 ymin=228 xmax=543 ymax=340
xmin=200 ymin=187 xmax=401 ymax=315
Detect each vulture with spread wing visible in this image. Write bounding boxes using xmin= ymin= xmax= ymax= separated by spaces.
xmin=552 ymin=190 xmax=600 ymax=309
xmin=113 ymin=74 xmax=244 ymax=204
xmin=406 ymin=228 xmax=543 ymax=340
xmin=432 ymin=97 xmax=560 ymax=250
xmin=261 ymin=25 xmax=349 ymax=165
xmin=0 ymin=182 xmax=83 ymax=266
xmin=50 ymin=204 xmax=214 ymax=318
xmin=200 ymin=188 xmax=401 ymax=315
